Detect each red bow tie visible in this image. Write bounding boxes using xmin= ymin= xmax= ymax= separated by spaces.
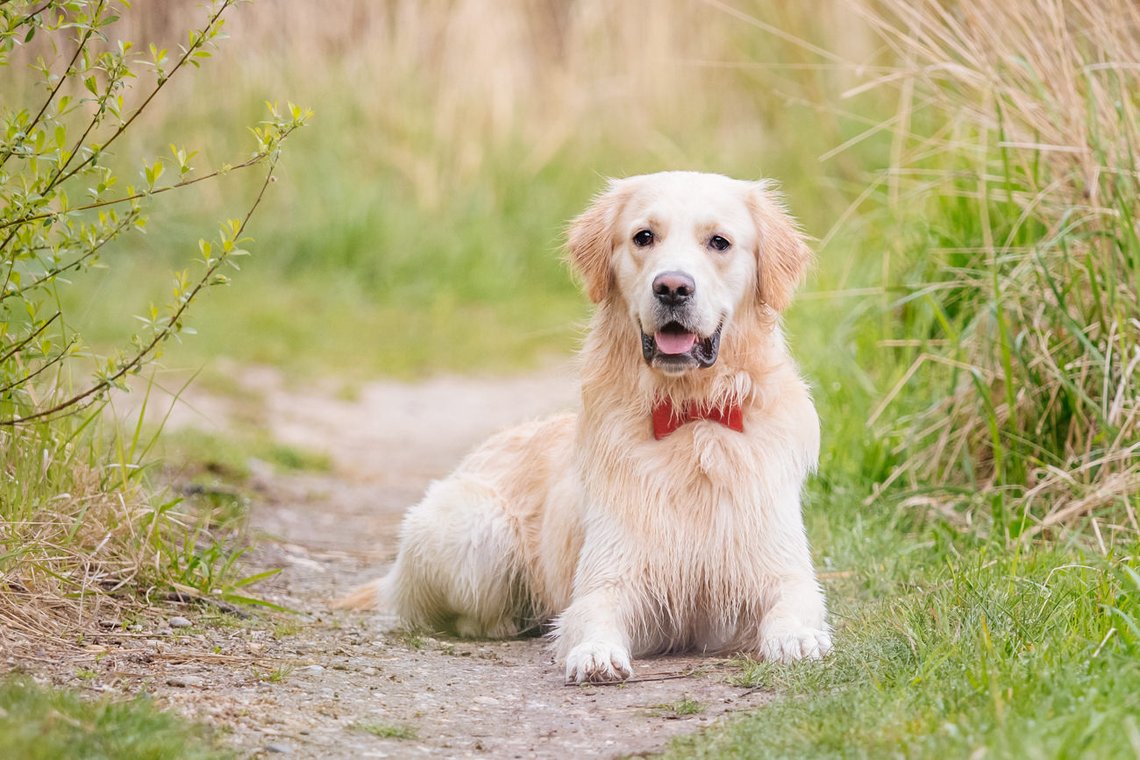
xmin=651 ymin=399 xmax=745 ymax=440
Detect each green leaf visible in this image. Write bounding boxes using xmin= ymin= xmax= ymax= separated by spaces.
xmin=143 ymin=160 xmax=165 ymax=187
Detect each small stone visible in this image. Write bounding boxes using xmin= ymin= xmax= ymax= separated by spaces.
xmin=297 ymin=665 xmax=324 ymax=674
xmin=265 ymin=743 xmax=292 ymax=754
xmin=168 ymin=616 xmax=192 ymax=628
xmin=361 ymin=667 xmax=378 ymax=677
xmin=166 ymin=675 xmax=205 ymax=688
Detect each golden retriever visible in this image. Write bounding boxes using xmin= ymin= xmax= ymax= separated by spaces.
xmin=344 ymin=171 xmax=830 ymax=683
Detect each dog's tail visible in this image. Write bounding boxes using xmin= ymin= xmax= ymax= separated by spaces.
xmin=332 ymin=573 xmax=390 ymax=611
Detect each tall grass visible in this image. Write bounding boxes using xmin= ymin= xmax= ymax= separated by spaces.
xmin=0 ymin=414 xmax=146 ymax=641
xmin=861 ymin=0 xmax=1140 ymax=540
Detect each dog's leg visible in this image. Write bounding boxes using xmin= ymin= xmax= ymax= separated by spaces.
xmin=756 ymin=574 xmax=832 ymax=663
xmin=554 ymin=583 xmax=635 ymax=684
xmin=552 ymin=525 xmax=640 ymax=683
xmin=385 ymin=476 xmax=525 ymax=637
xmin=750 ymin=483 xmax=832 ymax=663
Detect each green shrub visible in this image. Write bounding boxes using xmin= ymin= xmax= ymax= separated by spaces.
xmin=0 ymin=0 xmax=306 ymax=636
xmin=0 ymin=0 xmax=306 ymax=426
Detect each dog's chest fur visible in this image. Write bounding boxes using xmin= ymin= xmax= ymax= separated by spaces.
xmin=569 ymin=383 xmax=816 ymax=653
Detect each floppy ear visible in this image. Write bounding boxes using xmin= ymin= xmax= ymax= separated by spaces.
xmin=747 ymin=183 xmax=814 ymax=312
xmin=566 ymin=180 xmax=629 ymax=303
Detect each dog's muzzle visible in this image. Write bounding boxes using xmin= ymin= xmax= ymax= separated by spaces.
xmin=640 ymin=271 xmax=723 ymax=372
xmin=641 ymin=320 xmax=723 ymax=371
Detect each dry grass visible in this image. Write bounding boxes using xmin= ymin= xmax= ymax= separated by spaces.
xmin=0 ymin=411 xmax=261 ymax=649
xmin=861 ymin=0 xmax=1140 ymax=190
xmin=1 ymin=425 xmax=148 ymax=646
xmin=857 ymin=0 xmax=1140 ymax=540
xmin=109 ymin=0 xmax=880 ymax=208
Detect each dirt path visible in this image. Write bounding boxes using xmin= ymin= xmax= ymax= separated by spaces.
xmin=34 ymin=365 xmax=775 ymax=758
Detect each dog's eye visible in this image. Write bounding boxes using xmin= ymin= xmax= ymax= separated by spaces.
xmin=709 ymin=235 xmax=731 ymax=252
xmin=632 ymin=229 xmax=655 ymax=248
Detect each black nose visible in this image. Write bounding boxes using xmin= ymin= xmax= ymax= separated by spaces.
xmin=652 ymin=271 xmax=696 ymax=306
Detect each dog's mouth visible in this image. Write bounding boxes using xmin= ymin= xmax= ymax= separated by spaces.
xmin=641 ymin=321 xmax=723 ymax=371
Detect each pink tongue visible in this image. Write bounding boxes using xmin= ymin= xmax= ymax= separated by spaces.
xmin=655 ymin=330 xmax=697 ymax=355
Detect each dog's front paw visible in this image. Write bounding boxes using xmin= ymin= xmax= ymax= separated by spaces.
xmin=564 ymin=641 xmax=633 ymax=684
xmin=758 ymin=622 xmax=832 ymax=664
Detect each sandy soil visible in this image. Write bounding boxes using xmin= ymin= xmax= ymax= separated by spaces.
xmin=8 ymin=363 xmax=775 ymax=758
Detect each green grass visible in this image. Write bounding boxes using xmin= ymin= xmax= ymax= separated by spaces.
xmin=157 ymin=427 xmax=331 ymax=483
xmin=76 ymin=265 xmax=588 ymax=380
xmin=352 ymin=721 xmax=419 ymax=740
xmin=668 ymin=524 xmax=1140 ymax=758
xmin=0 ymin=678 xmax=229 ymax=760
xmin=252 ymin=666 xmax=292 ymax=684
xmin=647 ymin=698 xmax=707 ymax=719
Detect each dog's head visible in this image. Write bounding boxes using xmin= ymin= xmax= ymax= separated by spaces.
xmin=567 ymin=171 xmax=812 ymax=376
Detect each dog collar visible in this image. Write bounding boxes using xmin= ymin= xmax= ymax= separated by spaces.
xmin=651 ymin=400 xmax=744 ymax=440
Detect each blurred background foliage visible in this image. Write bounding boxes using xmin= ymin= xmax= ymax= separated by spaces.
xmin=69 ymin=0 xmax=892 ymax=377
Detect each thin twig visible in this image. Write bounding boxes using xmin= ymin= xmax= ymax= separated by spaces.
xmin=0 ymin=148 xmax=282 ymax=427
xmin=0 ymin=149 xmax=271 ymax=233
xmin=563 ymin=667 xmax=705 ymax=687
xmin=0 ymin=212 xmax=137 ymax=304
xmin=0 ymin=0 xmax=235 ymax=254
xmin=0 ymin=311 xmax=61 ymax=364
xmin=47 ymin=0 xmax=235 ymax=192
xmin=0 ymin=0 xmax=102 ymax=171
xmin=0 ymin=335 xmax=79 ymax=394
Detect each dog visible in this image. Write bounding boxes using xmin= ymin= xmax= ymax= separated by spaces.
xmin=342 ymin=171 xmax=831 ymax=683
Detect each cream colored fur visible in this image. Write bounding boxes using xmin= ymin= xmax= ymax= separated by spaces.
xmin=347 ymin=171 xmax=831 ymax=683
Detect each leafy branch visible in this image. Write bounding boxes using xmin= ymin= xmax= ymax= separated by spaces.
xmin=0 ymin=0 xmax=106 ymax=171
xmin=0 ymin=142 xmax=279 ymax=234
xmin=0 ymin=0 xmax=310 ymax=426
xmin=1 ymin=148 xmax=284 ymax=426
